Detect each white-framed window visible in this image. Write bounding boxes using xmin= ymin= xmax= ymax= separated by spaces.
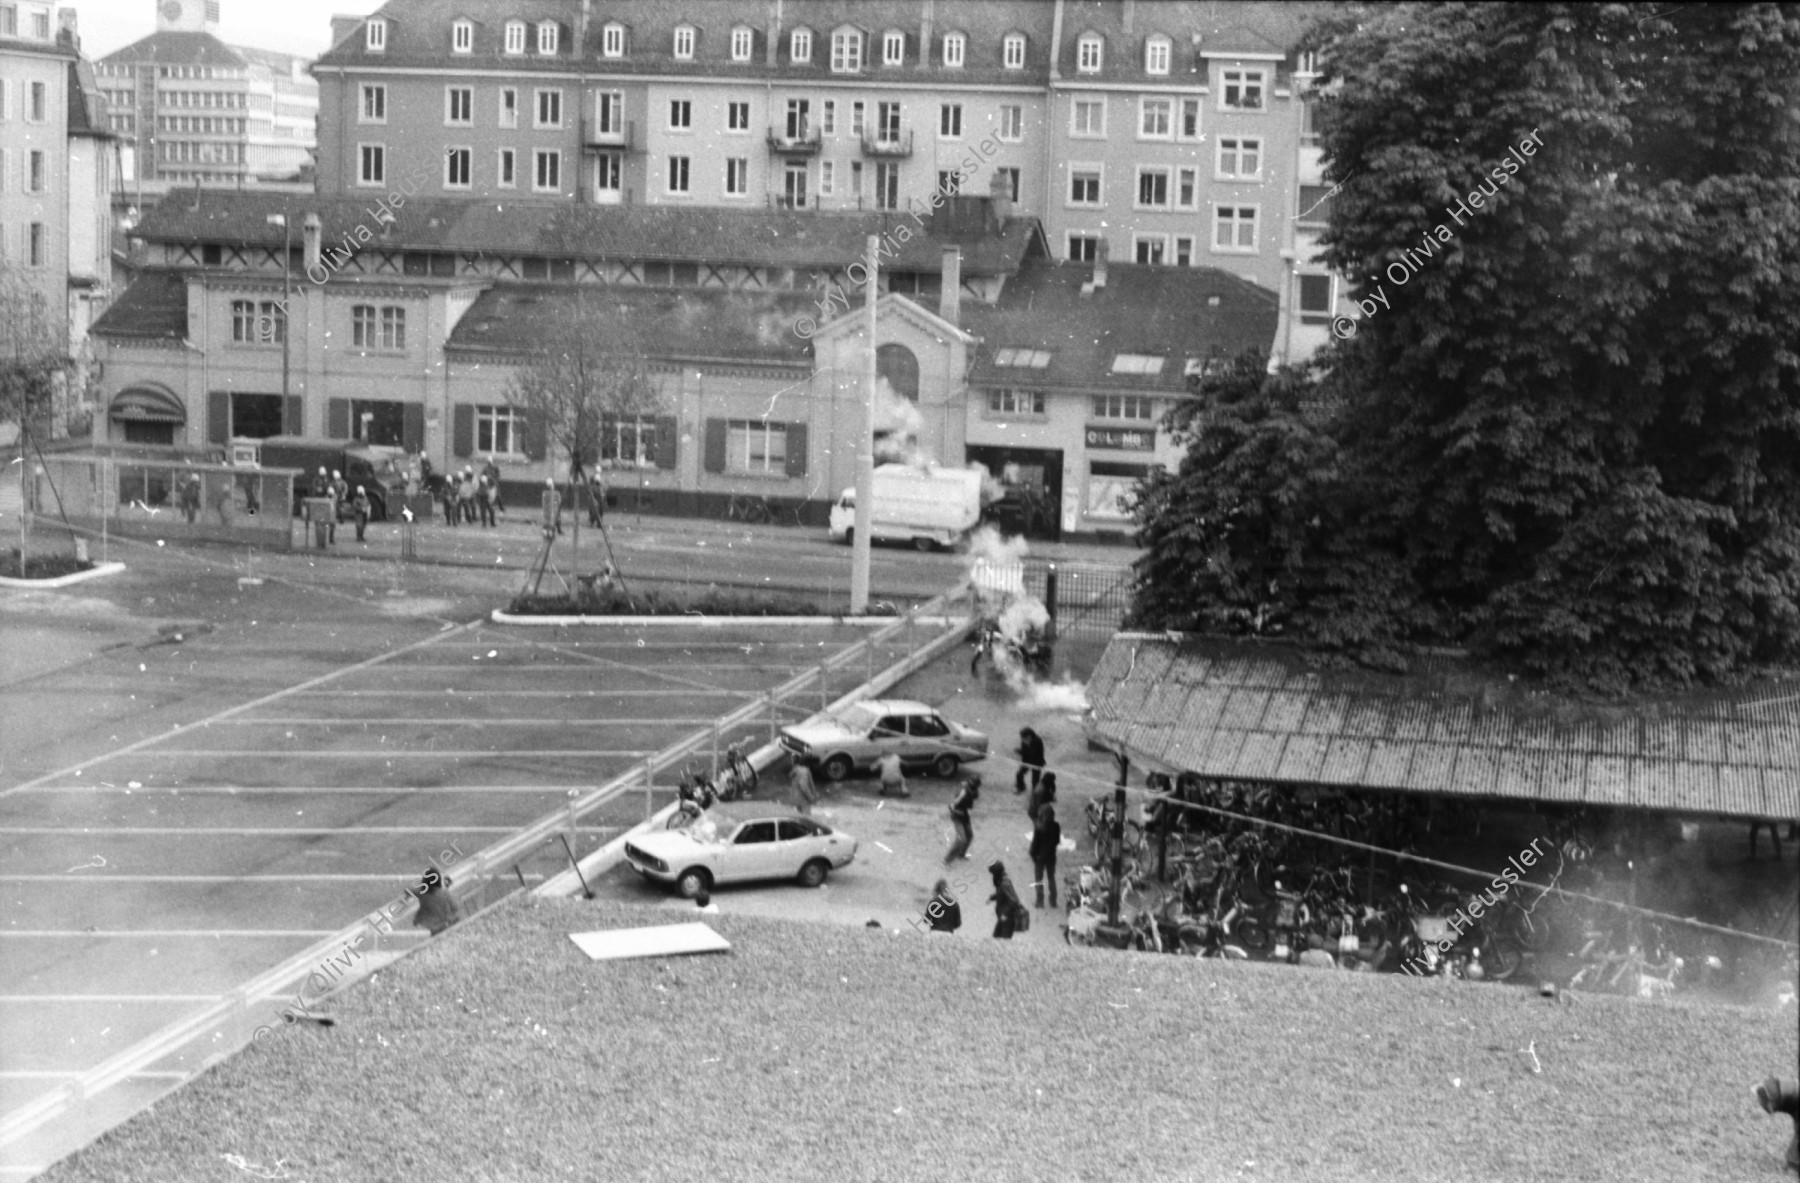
xmin=1093 ymin=394 xmax=1157 ymax=419
xmin=1108 ymin=356 xmax=1164 ymax=377
xmin=602 ymin=22 xmax=625 ymax=57
xmin=943 ymin=32 xmax=965 ymax=67
xmin=1213 ymin=204 xmax=1259 ymax=251
xmin=988 ymin=389 xmax=1047 ymax=416
xmin=1077 ymin=32 xmax=1102 ymax=73
xmin=992 ymin=348 xmax=1051 ymax=368
xmin=359 ymin=84 xmax=385 ymax=123
xmin=444 ymin=146 xmax=472 ymax=188
xmin=939 ymin=103 xmax=962 ymax=139
xmin=476 ymin=405 xmax=525 ymax=456
xmin=725 ymin=157 xmax=749 ymax=196
xmin=504 ymin=20 xmax=526 ymax=54
xmin=1174 ymin=235 xmax=1196 ymax=266
xmin=727 ymin=420 xmax=788 ymax=474
xmin=1135 ymin=167 xmax=1170 ymax=209
xmin=851 ymin=101 xmax=865 ymax=136
xmin=1298 ymin=274 xmax=1335 ymax=324
xmin=1068 ymin=165 xmax=1102 ymax=207
xmin=820 ymin=160 xmax=835 ymax=196
xmin=874 ymin=161 xmax=900 ymax=210
xmin=1296 ymin=50 xmax=1320 ymax=77
xmin=1176 ymin=166 xmax=1198 ymax=209
xmin=831 ymin=28 xmax=862 ymax=72
xmin=1145 ymin=35 xmax=1172 ymax=74
xmin=673 ymin=25 xmax=695 ymax=59
xmin=534 ymin=149 xmax=561 ymax=192
xmin=1179 ymin=96 xmax=1202 ymax=140
xmin=667 ymin=154 xmax=690 ymax=194
xmin=783 ymin=161 xmax=807 ymax=208
xmin=451 ymin=19 xmax=472 ymax=53
xmin=536 ymin=89 xmax=563 ymax=128
xmin=593 ymin=152 xmax=621 ymax=196
xmin=595 ymin=91 xmax=623 ymax=135
xmin=731 ymin=26 xmax=753 ymax=61
xmin=26 ymin=222 xmax=46 ymax=268
xmin=1072 ymin=98 xmax=1105 ymax=137
xmin=365 ymin=18 xmax=386 ymax=51
xmin=230 ymin=299 xmax=285 ymax=345
xmin=352 ymin=304 xmax=406 ymax=351
xmin=668 ymin=99 xmax=690 ymax=130
xmin=445 ymin=86 xmax=473 ymax=126
xmin=785 ymin=98 xmax=810 ymax=139
xmin=821 ymin=101 xmax=836 ymax=134
xmin=1301 ymin=100 xmax=1321 ymax=149
xmin=1217 ymin=137 xmax=1262 ymax=180
xmin=937 ymin=170 xmax=964 ymax=197
xmin=876 ymin=101 xmax=901 ymax=143
xmin=1221 ymin=68 xmax=1266 ymax=111
xmin=537 ymin=20 xmax=558 ymax=54
xmin=1133 ymin=234 xmax=1166 ymax=264
xmin=497 ymin=148 xmax=516 ymax=188
xmin=1003 ymin=32 xmax=1026 ymax=69
xmin=997 ymin=105 xmax=1022 ymax=141
xmin=790 ymin=28 xmax=812 ymax=63
xmin=1139 ymin=97 xmax=1172 ymax=139
xmin=602 ymin=415 xmax=661 ymax=468
xmin=499 ymin=87 xmax=518 ymax=128
xmin=358 ymin=143 xmax=385 ymax=186
xmin=727 ymin=101 xmax=750 ymax=132
xmin=883 ymin=30 xmax=904 ymax=65
xmin=997 ymin=166 xmax=1021 ymax=203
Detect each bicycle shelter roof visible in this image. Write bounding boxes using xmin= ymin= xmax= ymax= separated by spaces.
xmin=1084 ymin=635 xmax=1800 ymax=822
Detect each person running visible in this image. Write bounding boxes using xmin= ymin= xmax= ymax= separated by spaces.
xmin=351 ymin=485 xmax=372 ymax=542
xmin=876 ymin=750 xmax=909 ymax=798
xmin=1030 ymin=804 xmax=1062 ymax=909
xmin=924 ymin=879 xmax=961 ymax=933
xmin=1015 ymin=727 xmax=1045 ymax=795
xmin=988 ymin=860 xmax=1024 ymax=939
xmin=945 ymin=775 xmax=980 ymax=864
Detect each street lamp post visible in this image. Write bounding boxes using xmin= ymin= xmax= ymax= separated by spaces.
xmin=266 ymin=213 xmax=291 ymax=402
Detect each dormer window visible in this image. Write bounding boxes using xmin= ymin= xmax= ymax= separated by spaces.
xmin=673 ymin=25 xmax=695 ymax=59
xmin=1002 ymin=33 xmax=1026 ymax=69
xmin=1076 ymin=32 xmax=1102 ymax=73
xmin=537 ymin=20 xmax=558 ymax=55
xmin=365 ymin=18 xmax=387 ymax=52
xmin=730 ymin=26 xmax=753 ymax=62
xmin=790 ymin=28 xmax=812 ymax=63
xmin=882 ymin=30 xmax=904 ymax=65
xmin=451 ymin=19 xmax=472 ymax=53
xmin=830 ymin=28 xmax=862 ymax=73
xmin=1145 ymin=35 xmax=1170 ymax=74
xmin=602 ymin=22 xmax=625 ymax=57
xmin=943 ymin=32 xmax=965 ymax=68
xmin=504 ymin=19 xmax=525 ymax=54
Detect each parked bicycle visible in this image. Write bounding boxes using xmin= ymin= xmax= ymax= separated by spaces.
xmin=724 ymin=492 xmax=774 ymax=525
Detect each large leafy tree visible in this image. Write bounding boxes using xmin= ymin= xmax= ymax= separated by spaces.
xmin=1132 ymin=1 xmax=1800 ymax=693
xmin=1 ymin=264 xmax=70 ymax=568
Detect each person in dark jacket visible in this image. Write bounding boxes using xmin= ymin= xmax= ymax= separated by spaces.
xmin=1015 ymin=727 xmax=1045 ymax=795
xmin=925 ymin=878 xmax=961 ymax=933
xmin=1030 ymin=805 xmax=1062 ymax=909
xmin=945 ymin=775 xmax=980 ymax=864
xmin=1027 ymin=770 xmax=1058 ymax=823
xmin=351 ymin=486 xmax=372 ymax=542
xmin=412 ymin=866 xmax=462 ymax=936
xmin=988 ymin=860 xmax=1024 ymax=939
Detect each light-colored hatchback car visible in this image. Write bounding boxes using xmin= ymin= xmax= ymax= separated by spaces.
xmin=624 ymin=809 xmax=857 ymax=898
xmin=778 ymin=698 xmax=989 ymax=782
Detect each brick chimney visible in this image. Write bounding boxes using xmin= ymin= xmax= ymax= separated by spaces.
xmin=920 ymin=0 xmax=934 ymax=64
xmin=303 ymin=213 xmax=323 ymax=278
xmin=939 ymin=247 xmax=961 ymax=326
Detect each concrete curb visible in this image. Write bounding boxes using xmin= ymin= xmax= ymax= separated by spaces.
xmin=491 ymin=611 xmax=963 ymax=628
xmin=0 ymin=561 xmax=126 ymax=589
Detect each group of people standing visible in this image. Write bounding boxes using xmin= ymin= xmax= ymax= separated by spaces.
xmin=437 ymin=457 xmax=506 ymax=529
xmin=309 ymin=467 xmax=371 ymax=542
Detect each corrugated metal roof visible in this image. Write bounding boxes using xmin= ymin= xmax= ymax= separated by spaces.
xmin=1087 ymin=636 xmax=1800 ymax=822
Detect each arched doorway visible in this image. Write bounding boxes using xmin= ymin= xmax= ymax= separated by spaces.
xmin=108 ymin=384 xmax=186 ymax=446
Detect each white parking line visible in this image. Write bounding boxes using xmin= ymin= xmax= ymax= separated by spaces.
xmin=18 ymin=785 xmax=649 ymax=794
xmin=290 ymin=689 xmax=756 ymax=698
xmin=0 ymin=874 xmax=550 ymax=883
xmin=206 ymin=718 xmax=729 ymax=726
xmin=0 ymin=930 xmax=344 ymax=938
xmin=0 ymin=827 xmax=580 ymax=835
xmin=110 ymin=749 xmax=659 ymax=759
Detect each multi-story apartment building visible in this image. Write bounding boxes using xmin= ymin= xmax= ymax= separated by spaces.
xmin=307 ymin=0 xmax=1328 ymax=361
xmin=1 ymin=0 xmax=115 ymax=438
xmin=95 ymin=0 xmax=318 ymax=186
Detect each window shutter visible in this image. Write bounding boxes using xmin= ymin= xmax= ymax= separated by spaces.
xmin=207 ymin=390 xmax=230 ymax=445
xmin=452 ymin=404 xmax=473 ymax=457
xmin=327 ymin=397 xmax=350 ymax=439
xmin=401 ymin=402 xmax=425 ymax=452
xmin=702 ymin=418 xmax=727 ymax=473
xmin=521 ymin=409 xmax=547 ymax=460
xmin=653 ymin=415 xmax=677 ymax=470
xmin=784 ymin=422 xmax=808 ymax=477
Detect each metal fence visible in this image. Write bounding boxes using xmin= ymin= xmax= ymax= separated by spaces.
xmin=972 ymin=559 xmax=1137 ymax=638
xmin=30 ymin=453 xmax=298 ymax=551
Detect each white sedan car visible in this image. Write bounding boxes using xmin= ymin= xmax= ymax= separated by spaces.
xmin=624 ymin=809 xmax=857 ymax=898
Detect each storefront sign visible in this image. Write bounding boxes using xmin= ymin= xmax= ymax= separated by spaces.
xmin=1085 ymin=426 xmax=1155 ymax=452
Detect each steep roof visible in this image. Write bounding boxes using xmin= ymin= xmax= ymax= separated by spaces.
xmin=68 ymin=59 xmax=111 ymax=138
xmin=98 ymin=30 xmax=249 ymax=68
xmin=130 ymin=190 xmax=1040 ymax=275
xmin=961 ymin=260 xmax=1279 ymax=394
xmin=1086 ymin=636 xmax=1800 ymax=822
xmin=445 ymin=284 xmax=816 ymax=367
xmin=90 ymin=271 xmax=189 ymax=341
xmin=1054 ymin=0 xmax=1326 ymax=82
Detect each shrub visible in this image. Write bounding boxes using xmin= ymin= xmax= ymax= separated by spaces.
xmin=506 ymin=583 xmax=852 ymax=617
xmin=0 ymin=550 xmax=95 ymax=580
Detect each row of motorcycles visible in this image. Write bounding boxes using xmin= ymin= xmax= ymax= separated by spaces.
xmin=665 ymin=748 xmax=760 ymax=828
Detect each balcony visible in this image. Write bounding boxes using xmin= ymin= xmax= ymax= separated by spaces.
xmin=860 ymin=130 xmax=913 ymax=158
xmin=765 ymin=126 xmax=822 ymax=155
xmin=581 ymin=117 xmax=635 ymax=152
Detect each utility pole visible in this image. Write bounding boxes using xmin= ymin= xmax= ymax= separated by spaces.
xmin=850 ymin=235 xmax=877 ymax=614
xmin=266 ymin=212 xmax=291 ymax=402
